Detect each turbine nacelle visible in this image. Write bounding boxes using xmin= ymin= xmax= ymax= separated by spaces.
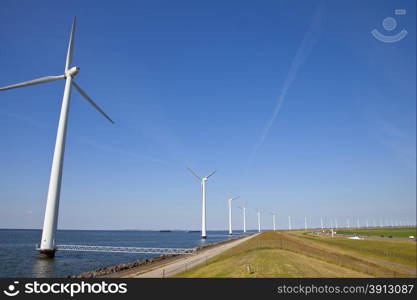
xmin=65 ymin=66 xmax=80 ymax=77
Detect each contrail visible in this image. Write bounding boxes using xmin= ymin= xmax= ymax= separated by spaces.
xmin=80 ymin=139 xmax=180 ymax=168
xmin=0 ymin=111 xmax=50 ymax=128
xmin=250 ymin=3 xmax=324 ymax=162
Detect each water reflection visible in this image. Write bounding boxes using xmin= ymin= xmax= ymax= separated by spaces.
xmin=31 ymin=257 xmax=55 ymax=278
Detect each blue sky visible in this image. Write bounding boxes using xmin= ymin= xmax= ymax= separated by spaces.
xmin=0 ymin=0 xmax=415 ymax=230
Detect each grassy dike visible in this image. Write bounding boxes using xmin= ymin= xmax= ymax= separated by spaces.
xmin=174 ymin=230 xmax=416 ymax=278
xmin=335 ymin=227 xmax=416 ymax=238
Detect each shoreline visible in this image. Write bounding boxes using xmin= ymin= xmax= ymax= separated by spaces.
xmin=68 ymin=234 xmax=252 ymax=278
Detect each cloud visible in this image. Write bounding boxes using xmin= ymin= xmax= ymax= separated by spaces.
xmin=250 ymin=3 xmax=325 ymax=162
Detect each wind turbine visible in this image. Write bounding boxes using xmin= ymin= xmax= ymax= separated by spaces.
xmin=320 ymin=217 xmax=324 ymax=230
xmin=187 ymin=167 xmax=216 ymax=239
xmin=335 ymin=218 xmax=338 ymax=229
xmin=271 ymin=212 xmax=276 ymax=231
xmin=238 ymin=203 xmax=247 ymax=233
xmin=227 ymin=196 xmax=239 ymax=235
xmin=0 ymin=18 xmax=114 ymax=258
xmin=347 ymin=218 xmax=350 ymax=229
xmin=256 ymin=210 xmax=262 ymax=232
xmin=304 ymin=216 xmax=307 ymax=230
xmin=288 ymin=216 xmax=291 ymax=230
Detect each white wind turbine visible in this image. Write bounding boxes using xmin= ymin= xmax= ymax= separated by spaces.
xmin=271 ymin=212 xmax=277 ymax=231
xmin=304 ymin=216 xmax=307 ymax=230
xmin=227 ymin=196 xmax=239 ymax=235
xmin=0 ymin=18 xmax=114 ymax=258
xmin=187 ymin=167 xmax=216 ymax=239
xmin=288 ymin=215 xmax=292 ymax=230
xmin=238 ymin=203 xmax=247 ymax=233
xmin=320 ymin=217 xmax=324 ymax=230
xmin=257 ymin=210 xmax=262 ymax=232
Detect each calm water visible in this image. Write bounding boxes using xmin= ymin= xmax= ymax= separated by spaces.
xmin=0 ymin=229 xmax=251 ymax=278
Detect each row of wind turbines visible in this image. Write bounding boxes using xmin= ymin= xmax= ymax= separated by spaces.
xmin=186 ymin=165 xmax=282 ymax=239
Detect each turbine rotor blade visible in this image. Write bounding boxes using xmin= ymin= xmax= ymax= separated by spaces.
xmin=65 ymin=17 xmax=76 ymax=71
xmin=230 ymin=196 xmax=239 ymax=201
xmin=0 ymin=75 xmax=65 ymax=91
xmin=186 ymin=167 xmax=201 ymax=181
xmin=72 ymin=81 xmax=114 ymax=123
xmin=205 ymin=170 xmax=217 ymax=179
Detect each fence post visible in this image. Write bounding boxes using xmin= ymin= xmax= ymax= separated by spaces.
xmin=246 ymin=264 xmax=252 ymax=274
xmin=162 ymin=269 xmax=165 ymax=278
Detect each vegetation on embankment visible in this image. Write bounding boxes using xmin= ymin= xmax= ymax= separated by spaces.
xmin=297 ymin=230 xmax=416 ymax=267
xmin=335 ymin=227 xmax=416 ymax=238
xmin=174 ymin=230 xmax=416 ymax=278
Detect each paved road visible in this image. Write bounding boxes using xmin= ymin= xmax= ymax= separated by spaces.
xmin=126 ymin=234 xmax=258 ymax=278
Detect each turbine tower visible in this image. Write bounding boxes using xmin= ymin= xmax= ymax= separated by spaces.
xmin=320 ymin=217 xmax=323 ymax=230
xmin=256 ymin=210 xmax=262 ymax=232
xmin=271 ymin=212 xmax=276 ymax=231
xmin=227 ymin=196 xmax=239 ymax=235
xmin=347 ymin=218 xmax=350 ymax=229
xmin=187 ymin=167 xmax=216 ymax=239
xmin=304 ymin=216 xmax=307 ymax=230
xmin=0 ymin=18 xmax=114 ymax=258
xmin=238 ymin=203 xmax=247 ymax=233
xmin=288 ymin=216 xmax=291 ymax=230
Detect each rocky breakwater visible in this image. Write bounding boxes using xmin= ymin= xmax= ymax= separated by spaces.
xmin=68 ymin=254 xmax=180 ymax=278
